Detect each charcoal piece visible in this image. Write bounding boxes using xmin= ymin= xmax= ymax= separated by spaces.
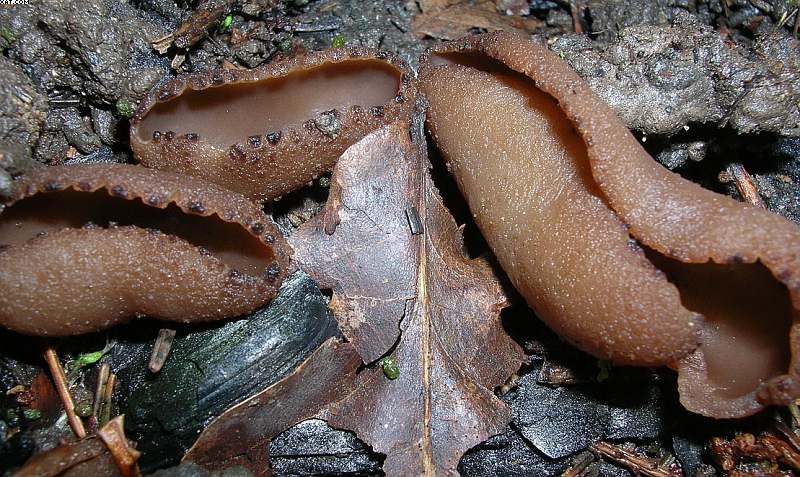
xmin=114 ymin=271 xmax=340 ymax=472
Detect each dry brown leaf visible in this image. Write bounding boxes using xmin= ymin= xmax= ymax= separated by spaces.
xmin=412 ymin=0 xmax=543 ymax=40
xmin=183 ymin=117 xmax=525 ymax=476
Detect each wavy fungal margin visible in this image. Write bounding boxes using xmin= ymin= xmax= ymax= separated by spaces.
xmin=130 ymin=47 xmax=415 ymax=202
xmin=420 ymin=32 xmax=800 ymax=418
xmin=0 ymin=164 xmax=291 ymax=336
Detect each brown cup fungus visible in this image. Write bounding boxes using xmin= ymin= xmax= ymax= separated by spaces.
xmin=419 ymin=32 xmax=800 ymax=418
xmin=130 ymin=48 xmax=415 ymax=202
xmin=0 ymin=164 xmax=290 ymax=336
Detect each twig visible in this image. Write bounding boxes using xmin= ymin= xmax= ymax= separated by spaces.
xmin=711 ymin=432 xmax=800 ymax=472
xmin=774 ymin=421 xmax=800 ymax=454
xmin=570 ymin=0 xmax=583 ymax=34
xmin=590 ymin=441 xmax=678 ymax=477
xmin=749 ymin=0 xmax=773 ymax=14
xmin=562 ymin=450 xmax=595 ymax=477
xmin=43 ymin=346 xmax=86 ymax=439
xmin=153 ymin=0 xmax=231 ymax=53
xmin=148 ymin=328 xmax=177 ymax=373
xmin=777 ymin=7 xmax=798 ymax=30
xmin=794 ymin=8 xmax=800 ymax=37
xmin=100 ymin=373 xmax=116 ymax=427
xmin=789 ymin=402 xmax=800 ymax=428
xmin=98 ymin=416 xmax=142 ymax=477
xmin=722 ymin=163 xmax=766 ymax=208
xmin=93 ymin=363 xmax=111 ymax=417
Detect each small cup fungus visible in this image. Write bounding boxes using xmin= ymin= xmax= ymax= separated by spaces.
xmin=130 ymin=48 xmax=415 ymax=202
xmin=420 ymin=32 xmax=800 ymax=418
xmin=0 ymin=164 xmax=290 ymax=336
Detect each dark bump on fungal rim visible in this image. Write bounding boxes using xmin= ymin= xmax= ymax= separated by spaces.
xmin=44 ymin=182 xmax=62 ymax=192
xmin=185 ymin=132 xmax=198 ymax=141
xmin=376 ymin=51 xmax=390 ymax=59
xmin=264 ymin=234 xmax=275 ymax=243
xmin=110 ymin=185 xmax=127 ymax=198
xmin=229 ymin=145 xmax=246 ymax=160
xmin=147 ymin=195 xmax=162 ymax=206
xmin=165 ymin=131 xmax=176 ymax=141
xmin=395 ymin=93 xmax=405 ymax=103
xmin=212 ymin=71 xmax=225 ymax=85
xmin=197 ymin=246 xmax=212 ymax=256
xmin=266 ymin=131 xmax=281 ymax=145
xmin=729 ymin=254 xmax=744 ymax=264
xmin=266 ymin=263 xmax=280 ymax=280
xmin=152 ymin=131 xmax=162 ymax=142
xmin=188 ymin=201 xmax=206 ymax=214
xmin=248 ymin=135 xmax=262 ymax=148
xmin=251 ymin=222 xmax=265 ymax=234
xmin=371 ymin=106 xmax=384 ymax=117
xmin=158 ymin=90 xmax=174 ymax=101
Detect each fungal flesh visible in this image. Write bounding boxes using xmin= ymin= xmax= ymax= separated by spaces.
xmin=131 ymin=48 xmax=415 ymax=202
xmin=419 ymin=32 xmax=800 ymax=418
xmin=0 ymin=164 xmax=290 ymax=336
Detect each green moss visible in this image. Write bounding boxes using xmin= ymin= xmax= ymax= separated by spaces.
xmin=276 ymin=37 xmax=293 ymax=52
xmin=332 ymin=35 xmax=345 ymax=48
xmin=0 ymin=27 xmax=15 ymax=44
xmin=22 ymin=409 xmax=41 ymax=421
xmin=116 ymin=98 xmax=136 ymax=118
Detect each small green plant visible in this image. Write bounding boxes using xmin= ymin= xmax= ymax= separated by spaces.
xmin=74 ymin=350 xmax=104 ymax=367
xmin=381 ymin=357 xmax=400 ymax=380
xmin=220 ymin=14 xmax=233 ymax=32
xmin=332 ymin=35 xmax=345 ymax=48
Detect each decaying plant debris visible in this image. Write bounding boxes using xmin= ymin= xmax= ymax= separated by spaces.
xmin=184 ymin=118 xmax=526 ymax=476
xmin=2 ymin=0 xmax=800 ymax=476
